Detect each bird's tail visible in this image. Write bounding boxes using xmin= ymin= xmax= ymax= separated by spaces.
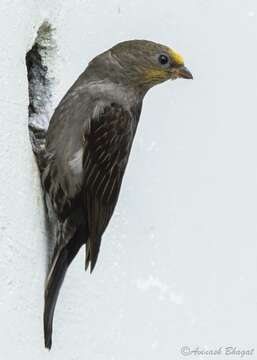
xmin=44 ymin=245 xmax=68 ymax=349
xmin=44 ymin=227 xmax=85 ymax=349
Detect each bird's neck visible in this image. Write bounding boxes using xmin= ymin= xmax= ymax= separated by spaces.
xmin=87 ymin=78 xmax=146 ymax=107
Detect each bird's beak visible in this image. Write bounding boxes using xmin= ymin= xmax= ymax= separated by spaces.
xmin=176 ymin=65 xmax=193 ymax=79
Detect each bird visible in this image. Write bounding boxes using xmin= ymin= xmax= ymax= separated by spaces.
xmin=42 ymin=39 xmax=193 ymax=349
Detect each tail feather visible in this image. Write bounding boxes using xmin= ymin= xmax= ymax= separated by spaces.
xmin=44 ymin=227 xmax=85 ymax=349
xmin=44 ymin=246 xmax=68 ymax=349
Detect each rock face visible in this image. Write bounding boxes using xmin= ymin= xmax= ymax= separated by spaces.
xmin=26 ymin=22 xmax=56 ymax=172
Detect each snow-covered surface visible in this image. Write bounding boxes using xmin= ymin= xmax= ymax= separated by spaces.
xmin=1 ymin=1 xmax=257 ymax=359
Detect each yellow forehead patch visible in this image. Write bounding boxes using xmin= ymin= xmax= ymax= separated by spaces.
xmin=168 ymin=49 xmax=184 ymax=65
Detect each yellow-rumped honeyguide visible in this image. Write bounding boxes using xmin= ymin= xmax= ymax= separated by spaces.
xmin=42 ymin=39 xmax=193 ymax=349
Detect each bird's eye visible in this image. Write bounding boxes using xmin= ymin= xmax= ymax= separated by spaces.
xmin=158 ymin=54 xmax=169 ymax=65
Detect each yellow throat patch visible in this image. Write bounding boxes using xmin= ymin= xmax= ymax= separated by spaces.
xmin=145 ymin=68 xmax=168 ymax=81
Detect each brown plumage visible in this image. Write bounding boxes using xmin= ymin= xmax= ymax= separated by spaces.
xmin=42 ymin=39 xmax=192 ymax=349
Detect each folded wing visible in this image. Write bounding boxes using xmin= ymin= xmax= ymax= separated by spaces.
xmin=83 ymin=102 xmax=137 ymax=271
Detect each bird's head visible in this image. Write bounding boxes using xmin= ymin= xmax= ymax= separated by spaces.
xmin=110 ymin=40 xmax=192 ymax=86
xmin=89 ymin=40 xmax=192 ymax=92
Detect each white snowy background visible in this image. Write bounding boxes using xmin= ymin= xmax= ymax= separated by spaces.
xmin=1 ymin=0 xmax=257 ymax=359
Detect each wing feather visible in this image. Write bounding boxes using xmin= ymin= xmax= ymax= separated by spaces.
xmin=83 ymin=103 xmax=136 ymax=271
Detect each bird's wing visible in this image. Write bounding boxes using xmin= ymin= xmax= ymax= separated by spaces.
xmin=82 ymin=102 xmax=137 ymax=272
